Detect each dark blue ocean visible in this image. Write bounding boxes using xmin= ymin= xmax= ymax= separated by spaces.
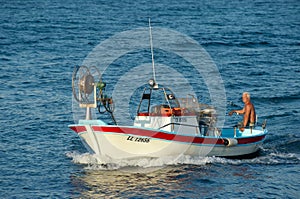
xmin=1 ymin=0 xmax=299 ymax=198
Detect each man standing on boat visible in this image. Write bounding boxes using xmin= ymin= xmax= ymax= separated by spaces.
xmin=229 ymin=92 xmax=256 ymax=132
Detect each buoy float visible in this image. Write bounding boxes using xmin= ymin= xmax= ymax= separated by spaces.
xmin=223 ymin=138 xmax=238 ymax=147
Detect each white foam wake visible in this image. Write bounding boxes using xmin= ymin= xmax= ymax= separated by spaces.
xmin=66 ymin=151 xmax=214 ymax=170
xmin=66 ymin=150 xmax=300 ymax=171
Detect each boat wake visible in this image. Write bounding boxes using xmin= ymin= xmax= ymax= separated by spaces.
xmin=66 ymin=149 xmax=299 ymax=172
xmin=66 ymin=151 xmax=210 ymax=171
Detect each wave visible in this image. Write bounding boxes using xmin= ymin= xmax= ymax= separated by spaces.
xmin=66 ymin=148 xmax=299 ymax=172
xmin=66 ymin=151 xmax=210 ymax=171
xmin=202 ymin=40 xmax=273 ymax=47
xmin=238 ymin=41 xmax=273 ymax=47
xmin=248 ymin=71 xmax=270 ymax=76
xmin=253 ymin=92 xmax=300 ymax=103
xmin=267 ymin=135 xmax=300 ymax=153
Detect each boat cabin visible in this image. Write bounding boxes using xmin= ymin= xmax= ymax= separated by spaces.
xmin=133 ymin=84 xmax=209 ymax=136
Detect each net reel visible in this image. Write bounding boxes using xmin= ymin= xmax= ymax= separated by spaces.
xmin=96 ymin=80 xmax=115 ymax=115
xmin=72 ymin=66 xmax=115 ymax=122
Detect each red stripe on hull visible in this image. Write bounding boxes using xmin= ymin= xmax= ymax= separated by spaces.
xmin=69 ymin=126 xmax=87 ymax=133
xmin=92 ymin=126 xmax=266 ymax=145
xmin=237 ymin=135 xmax=266 ymax=144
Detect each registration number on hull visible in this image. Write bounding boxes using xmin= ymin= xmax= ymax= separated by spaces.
xmin=127 ymin=136 xmax=150 ymax=143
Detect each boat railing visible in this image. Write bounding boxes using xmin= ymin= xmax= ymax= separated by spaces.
xmin=158 ymin=122 xmax=219 ymax=136
xmin=158 ymin=122 xmax=201 ymax=135
xmin=158 ymin=122 xmax=199 ymax=130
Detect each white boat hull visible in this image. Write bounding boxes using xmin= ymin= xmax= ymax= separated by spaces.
xmin=69 ymin=121 xmax=267 ymax=160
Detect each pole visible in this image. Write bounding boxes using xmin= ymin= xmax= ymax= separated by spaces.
xmin=149 ymin=18 xmax=156 ymax=84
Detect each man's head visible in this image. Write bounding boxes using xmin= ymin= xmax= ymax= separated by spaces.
xmin=242 ymin=92 xmax=250 ymax=103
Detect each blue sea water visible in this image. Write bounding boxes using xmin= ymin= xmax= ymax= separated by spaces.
xmin=0 ymin=0 xmax=299 ymax=198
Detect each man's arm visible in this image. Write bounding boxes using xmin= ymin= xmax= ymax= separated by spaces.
xmin=229 ymin=107 xmax=245 ymax=116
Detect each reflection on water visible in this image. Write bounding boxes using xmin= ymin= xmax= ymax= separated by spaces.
xmin=70 ymin=163 xmax=263 ymax=198
xmin=71 ymin=165 xmax=206 ymax=198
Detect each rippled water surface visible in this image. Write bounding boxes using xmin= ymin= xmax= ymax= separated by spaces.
xmin=1 ymin=0 xmax=299 ymax=198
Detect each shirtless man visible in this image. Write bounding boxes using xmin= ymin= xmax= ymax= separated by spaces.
xmin=229 ymin=92 xmax=256 ymax=132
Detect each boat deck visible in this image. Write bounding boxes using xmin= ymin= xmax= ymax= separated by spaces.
xmin=220 ymin=127 xmax=266 ymax=138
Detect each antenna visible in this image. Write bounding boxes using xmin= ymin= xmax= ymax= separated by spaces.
xmin=149 ymin=18 xmax=157 ymax=87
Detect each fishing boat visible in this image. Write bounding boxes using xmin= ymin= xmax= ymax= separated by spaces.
xmin=69 ymin=21 xmax=268 ymax=161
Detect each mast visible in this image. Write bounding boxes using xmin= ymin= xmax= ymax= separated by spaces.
xmin=149 ymin=18 xmax=157 ymax=87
